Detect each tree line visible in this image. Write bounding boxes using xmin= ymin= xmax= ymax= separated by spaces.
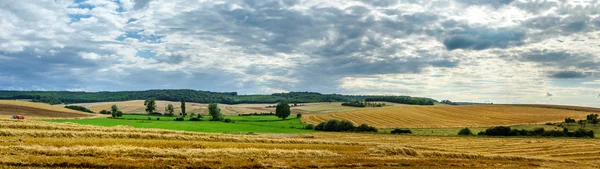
xmin=0 ymin=90 xmax=438 ymax=105
xmin=364 ymin=96 xmax=436 ymax=105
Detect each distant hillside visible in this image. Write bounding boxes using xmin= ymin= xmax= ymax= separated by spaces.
xmin=0 ymin=90 xmax=438 ymax=105
xmin=0 ymin=100 xmax=95 ymax=119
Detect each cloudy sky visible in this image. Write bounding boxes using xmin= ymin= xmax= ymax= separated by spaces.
xmin=1 ymin=0 xmax=600 ymax=106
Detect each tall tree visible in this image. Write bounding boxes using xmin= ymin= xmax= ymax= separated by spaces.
xmin=275 ymin=103 xmax=291 ymax=119
xmin=165 ymin=104 xmax=175 ymax=116
xmin=180 ymin=98 xmax=186 ymax=116
xmin=111 ymin=104 xmax=119 ymax=118
xmin=208 ymin=103 xmax=222 ymax=121
xmin=144 ymin=98 xmax=157 ymax=114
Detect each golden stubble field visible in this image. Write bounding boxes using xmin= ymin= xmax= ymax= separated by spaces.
xmin=304 ymin=105 xmax=593 ymax=128
xmin=0 ymin=119 xmax=598 ymax=168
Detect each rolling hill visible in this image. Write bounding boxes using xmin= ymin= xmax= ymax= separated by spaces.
xmin=0 ymin=100 xmax=97 ymax=119
xmin=303 ymin=105 xmax=593 ymax=128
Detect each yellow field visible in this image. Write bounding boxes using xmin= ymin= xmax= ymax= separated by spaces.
xmin=0 ymin=100 xmax=98 ymax=119
xmin=304 ymin=105 xmax=592 ymax=128
xmin=0 ymin=119 xmax=597 ymax=168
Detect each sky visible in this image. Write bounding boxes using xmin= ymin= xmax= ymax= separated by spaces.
xmin=1 ymin=0 xmax=600 ymax=107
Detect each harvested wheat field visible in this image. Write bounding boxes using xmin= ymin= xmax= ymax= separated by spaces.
xmin=0 ymin=100 xmax=97 ymax=119
xmin=304 ymin=105 xmax=592 ymax=128
xmin=0 ymin=119 xmax=597 ymax=168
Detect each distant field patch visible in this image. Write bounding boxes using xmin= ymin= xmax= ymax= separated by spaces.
xmin=304 ymin=105 xmax=591 ymax=128
xmin=0 ymin=100 xmax=96 ymax=119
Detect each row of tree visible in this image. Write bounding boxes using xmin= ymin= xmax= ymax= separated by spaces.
xmin=0 ymin=90 xmax=437 ymax=105
xmin=475 ymin=126 xmax=594 ymax=138
xmin=341 ymin=101 xmax=385 ymax=107
xmin=364 ymin=96 xmax=435 ymax=105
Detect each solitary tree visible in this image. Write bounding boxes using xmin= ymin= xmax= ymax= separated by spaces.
xmin=180 ymin=98 xmax=186 ymax=117
xmin=144 ymin=98 xmax=157 ymax=114
xmin=165 ymin=104 xmax=175 ymax=116
xmin=208 ymin=103 xmax=222 ymax=121
xmin=587 ymin=114 xmax=599 ymax=126
xmin=275 ymin=103 xmax=291 ymax=120
xmin=111 ymin=104 xmax=119 ymax=118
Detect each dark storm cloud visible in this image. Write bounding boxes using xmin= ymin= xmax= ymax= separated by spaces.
xmin=549 ymin=71 xmax=589 ymax=79
xmin=506 ymin=49 xmax=600 ymax=79
xmin=515 ymin=50 xmax=600 ymax=70
xmin=442 ymin=27 xmax=526 ymax=50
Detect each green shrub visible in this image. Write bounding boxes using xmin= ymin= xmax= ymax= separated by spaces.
xmin=149 ymin=112 xmax=163 ymax=116
xmin=156 ymin=118 xmax=160 ymax=120
xmin=189 ymin=117 xmax=201 ymax=121
xmin=305 ymin=124 xmax=315 ymax=130
xmin=174 ymin=117 xmax=184 ymax=121
xmin=391 ymin=128 xmax=412 ymax=134
xmin=99 ymin=110 xmax=111 ymax=114
xmin=297 ymin=113 xmax=302 ymax=118
xmin=564 ymin=117 xmax=576 ymax=123
xmin=223 ymin=118 xmax=234 ymax=123
xmin=353 ymin=124 xmax=378 ymax=132
xmin=458 ymin=128 xmax=473 ymax=136
xmin=64 ymin=105 xmax=94 ymax=113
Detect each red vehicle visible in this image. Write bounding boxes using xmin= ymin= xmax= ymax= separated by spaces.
xmin=11 ymin=115 xmax=24 ymax=120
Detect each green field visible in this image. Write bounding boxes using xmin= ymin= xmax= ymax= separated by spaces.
xmin=48 ymin=115 xmax=313 ymax=134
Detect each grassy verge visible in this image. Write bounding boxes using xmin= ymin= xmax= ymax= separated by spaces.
xmin=47 ymin=114 xmax=313 ymax=134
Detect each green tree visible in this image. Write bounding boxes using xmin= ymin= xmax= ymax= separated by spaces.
xmin=208 ymin=103 xmax=222 ymax=121
xmin=458 ymin=128 xmax=473 ymax=136
xmin=111 ymin=104 xmax=119 ymax=118
xmin=180 ymin=98 xmax=186 ymax=116
xmin=144 ymin=98 xmax=157 ymax=114
xmin=296 ymin=113 xmax=302 ymax=118
xmin=275 ymin=103 xmax=291 ymax=119
xmin=587 ymin=114 xmax=599 ymax=126
xmin=165 ymin=104 xmax=175 ymax=116
xmin=116 ymin=111 xmax=123 ymax=117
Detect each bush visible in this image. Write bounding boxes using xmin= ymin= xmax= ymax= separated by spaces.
xmin=148 ymin=117 xmax=151 ymax=120
xmin=314 ymin=120 xmax=377 ymax=133
xmin=156 ymin=118 xmax=160 ymax=120
xmin=565 ymin=117 xmax=576 ymax=123
xmin=544 ymin=122 xmax=553 ymax=125
xmin=210 ymin=116 xmax=224 ymax=121
xmin=149 ymin=112 xmax=163 ymax=116
xmin=223 ymin=118 xmax=234 ymax=123
xmin=174 ymin=117 xmax=184 ymax=121
xmin=353 ymin=124 xmax=378 ymax=132
xmin=391 ymin=128 xmax=412 ymax=134
xmin=305 ymin=124 xmax=315 ymax=130
xmin=189 ymin=117 xmax=201 ymax=121
xmin=99 ymin=110 xmax=111 ymax=114
xmin=458 ymin=128 xmax=473 ymax=136
xmin=483 ymin=126 xmax=513 ymax=136
xmin=297 ymin=113 xmax=302 ymax=118
xmin=64 ymin=105 xmax=94 ymax=113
